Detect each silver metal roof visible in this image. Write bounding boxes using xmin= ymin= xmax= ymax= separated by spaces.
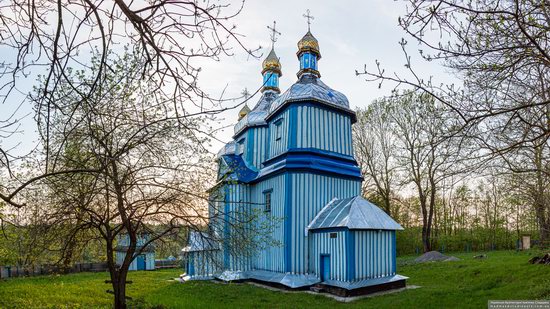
xmin=307 ymin=196 xmax=404 ymax=231
xmin=214 ymin=269 xmax=319 ymax=288
xmin=182 ymin=231 xmax=219 ymax=253
xmin=216 ymin=141 xmax=236 ymax=159
xmin=234 ymin=91 xmax=278 ymax=136
xmin=323 ymin=274 xmax=408 ymax=290
xmin=268 ymin=74 xmax=350 ymax=116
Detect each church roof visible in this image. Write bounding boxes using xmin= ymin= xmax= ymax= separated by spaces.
xmin=268 ymin=74 xmax=351 ymax=117
xmin=218 ymin=154 xmax=258 ymax=183
xmin=307 ymin=196 xmax=403 ymax=231
xmin=234 ymin=91 xmax=278 ymax=136
xmin=216 ymin=141 xmax=236 ymax=158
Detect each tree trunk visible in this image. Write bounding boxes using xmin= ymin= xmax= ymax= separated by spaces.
xmin=421 ymin=225 xmax=431 ymax=252
xmin=113 ymin=271 xmax=128 ymax=309
xmin=420 ymin=196 xmax=432 ymax=252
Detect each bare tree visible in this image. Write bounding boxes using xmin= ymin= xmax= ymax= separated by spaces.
xmin=354 ymin=100 xmax=399 ymax=216
xmin=22 ymin=49 xmax=265 ymax=309
xmin=358 ymin=0 xmax=549 ymax=128
xmin=357 ymin=0 xmax=550 ymax=243
xmin=0 ymin=0 xmax=258 ymax=207
xmin=390 ymin=91 xmax=467 ymax=252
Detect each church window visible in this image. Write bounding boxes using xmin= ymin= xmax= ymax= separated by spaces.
xmin=274 ymin=118 xmax=283 ymax=141
xmin=300 ymin=52 xmax=317 ymax=70
xmin=263 ymin=190 xmax=272 ymax=212
xmin=237 ymin=138 xmax=245 ymax=155
xmin=330 ymin=233 xmax=338 ymax=239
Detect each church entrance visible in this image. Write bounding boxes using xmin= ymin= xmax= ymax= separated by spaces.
xmin=320 ymin=254 xmax=330 ymax=281
xmin=137 ymin=255 xmax=146 ymax=270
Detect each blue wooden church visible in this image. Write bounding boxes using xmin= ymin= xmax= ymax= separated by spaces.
xmin=182 ymin=19 xmax=406 ymax=296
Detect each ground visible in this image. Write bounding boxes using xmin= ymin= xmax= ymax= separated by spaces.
xmin=0 ymin=250 xmax=548 ymax=308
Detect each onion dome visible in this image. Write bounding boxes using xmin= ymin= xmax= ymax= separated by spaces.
xmin=261 ymin=48 xmax=282 ymax=93
xmin=262 ymin=48 xmax=282 ymax=76
xmin=296 ymin=31 xmax=321 ymax=78
xmin=238 ymin=104 xmax=251 ymax=120
xmin=297 ymin=31 xmax=321 ymax=59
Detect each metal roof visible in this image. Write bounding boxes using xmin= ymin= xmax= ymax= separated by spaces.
xmin=234 ymin=91 xmax=278 ymax=136
xmin=218 ymin=154 xmax=258 ymax=183
xmin=216 ymin=141 xmax=236 ymax=158
xmin=323 ymin=274 xmax=408 ymax=290
xmin=268 ymin=74 xmax=350 ymax=116
xmin=307 ymin=196 xmax=404 ymax=231
xmin=182 ymin=231 xmax=219 ymax=253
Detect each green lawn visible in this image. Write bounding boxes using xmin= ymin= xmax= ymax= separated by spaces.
xmin=0 ymin=250 xmax=549 ymax=308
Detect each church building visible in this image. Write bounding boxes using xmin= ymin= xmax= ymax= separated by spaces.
xmin=181 ymin=17 xmax=406 ymax=296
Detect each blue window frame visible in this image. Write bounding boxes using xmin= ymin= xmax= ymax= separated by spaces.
xmin=300 ymin=52 xmax=317 ymax=70
xmin=274 ymin=118 xmax=283 ymax=141
xmin=263 ymin=72 xmax=278 ymax=88
xmin=237 ymin=138 xmax=245 ymax=155
xmin=263 ymin=189 xmax=272 ymax=212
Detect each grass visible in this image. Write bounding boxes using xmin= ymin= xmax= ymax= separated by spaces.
xmin=0 ymin=250 xmax=548 ymax=308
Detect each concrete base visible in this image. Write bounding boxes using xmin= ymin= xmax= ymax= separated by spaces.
xmin=318 ymin=278 xmax=407 ymax=297
xmin=181 ymin=270 xmax=408 ymax=298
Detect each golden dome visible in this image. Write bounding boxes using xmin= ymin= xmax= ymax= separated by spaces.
xmin=238 ymin=104 xmax=251 ymax=120
xmin=262 ymin=48 xmax=282 ymax=76
xmin=297 ymin=31 xmax=321 ymax=58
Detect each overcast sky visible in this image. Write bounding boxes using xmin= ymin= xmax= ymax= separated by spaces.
xmin=3 ymin=0 xmax=457 ymax=157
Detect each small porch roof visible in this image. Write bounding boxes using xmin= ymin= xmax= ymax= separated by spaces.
xmin=307 ymin=196 xmax=404 ymax=231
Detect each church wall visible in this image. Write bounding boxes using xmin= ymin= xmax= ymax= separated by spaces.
xmin=235 ymin=126 xmax=268 ymax=170
xmin=185 ymin=250 xmax=221 ymax=278
xmin=289 ymin=172 xmax=361 ymax=274
xmin=223 ymin=183 xmax=253 ymax=271
xmin=267 ymin=109 xmax=291 ymax=160
xmin=354 ymin=230 xmax=396 ymax=280
xmin=249 ymin=174 xmax=286 ymax=272
xmin=309 ymin=230 xmax=348 ymax=281
xmin=295 ymin=104 xmax=354 ymax=157
xmin=249 ymin=127 xmax=268 ymax=169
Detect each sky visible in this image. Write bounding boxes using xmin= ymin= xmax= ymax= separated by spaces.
xmin=1 ymin=0 xmax=456 ymax=157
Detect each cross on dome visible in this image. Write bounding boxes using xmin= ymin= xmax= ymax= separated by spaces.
xmin=267 ymin=21 xmax=281 ymax=48
xmin=241 ymin=88 xmax=251 ymax=100
xmin=303 ymin=9 xmax=314 ymax=31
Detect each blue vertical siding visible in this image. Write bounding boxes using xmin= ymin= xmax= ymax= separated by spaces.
xmin=354 ymin=230 xmax=395 ymax=280
xmin=296 ymin=105 xmax=354 ymax=156
xmin=252 ymin=127 xmax=268 ymax=168
xmin=224 ymin=184 xmax=252 ymax=271
xmin=290 ymin=172 xmax=360 ymax=274
xmin=186 ymin=251 xmax=221 ymax=278
xmin=267 ymin=109 xmax=291 ymax=159
xmin=249 ymin=174 xmax=286 ymax=272
xmin=310 ymin=231 xmax=347 ymax=281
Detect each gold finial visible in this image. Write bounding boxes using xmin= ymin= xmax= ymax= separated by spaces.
xmin=238 ymin=88 xmax=251 ymax=120
xmin=238 ymin=103 xmax=251 ymax=120
xmin=267 ymin=21 xmax=281 ymax=49
xmin=303 ymin=9 xmax=314 ymax=31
